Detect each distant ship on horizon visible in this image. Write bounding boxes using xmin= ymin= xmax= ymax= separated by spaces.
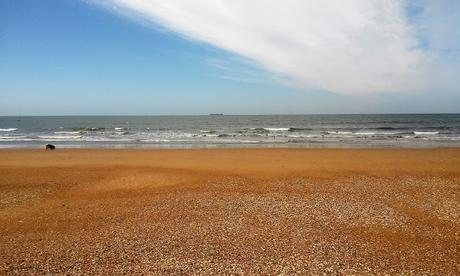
xmin=209 ymin=113 xmax=224 ymax=116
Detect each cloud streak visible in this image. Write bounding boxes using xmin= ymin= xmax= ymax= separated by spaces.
xmin=91 ymin=0 xmax=457 ymax=95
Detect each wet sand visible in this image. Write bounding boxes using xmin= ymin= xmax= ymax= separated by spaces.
xmin=1 ymin=148 xmax=459 ymax=274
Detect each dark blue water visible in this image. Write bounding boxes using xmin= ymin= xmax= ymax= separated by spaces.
xmin=1 ymin=114 xmax=459 ymax=148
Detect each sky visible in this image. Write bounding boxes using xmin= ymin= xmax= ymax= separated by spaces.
xmin=0 ymin=0 xmax=459 ymax=115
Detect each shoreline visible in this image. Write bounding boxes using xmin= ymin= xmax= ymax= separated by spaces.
xmin=1 ymin=143 xmax=460 ymax=149
xmin=2 ymin=147 xmax=459 ymax=152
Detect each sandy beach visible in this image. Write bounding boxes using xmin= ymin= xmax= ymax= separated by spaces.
xmin=0 ymin=148 xmax=459 ymax=274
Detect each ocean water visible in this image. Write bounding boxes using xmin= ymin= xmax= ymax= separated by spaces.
xmin=0 ymin=114 xmax=459 ymax=148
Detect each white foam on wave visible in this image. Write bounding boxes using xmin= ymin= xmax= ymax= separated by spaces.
xmin=354 ymin=132 xmax=377 ymax=135
xmin=54 ymin=131 xmax=80 ymax=134
xmin=0 ymin=128 xmax=17 ymax=132
xmin=38 ymin=135 xmax=83 ymax=140
xmin=413 ymin=131 xmax=439 ymax=135
xmin=287 ymin=134 xmax=317 ymax=138
xmin=326 ymin=131 xmax=352 ymax=135
xmin=264 ymin=128 xmax=290 ymax=131
xmin=353 ymin=132 xmax=400 ymax=136
xmin=140 ymin=139 xmax=172 ymax=143
xmin=0 ymin=135 xmax=26 ymax=139
xmin=83 ymin=136 xmax=134 ymax=142
xmin=0 ymin=136 xmax=33 ymax=141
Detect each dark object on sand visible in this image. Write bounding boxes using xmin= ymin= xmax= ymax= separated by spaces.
xmin=45 ymin=144 xmax=56 ymax=150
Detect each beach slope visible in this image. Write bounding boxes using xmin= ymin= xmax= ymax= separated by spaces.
xmin=1 ymin=148 xmax=459 ymax=274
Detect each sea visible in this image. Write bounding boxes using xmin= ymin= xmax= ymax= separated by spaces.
xmin=0 ymin=114 xmax=459 ymax=148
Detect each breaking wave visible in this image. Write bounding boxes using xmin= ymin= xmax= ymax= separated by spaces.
xmin=0 ymin=128 xmax=17 ymax=132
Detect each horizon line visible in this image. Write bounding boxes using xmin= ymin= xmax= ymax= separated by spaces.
xmin=1 ymin=112 xmax=459 ymax=117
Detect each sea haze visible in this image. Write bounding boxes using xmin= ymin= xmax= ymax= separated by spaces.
xmin=0 ymin=114 xmax=459 ymax=148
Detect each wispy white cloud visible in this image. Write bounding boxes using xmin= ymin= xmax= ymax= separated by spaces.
xmin=206 ymin=57 xmax=275 ymax=84
xmin=89 ymin=0 xmax=458 ymax=95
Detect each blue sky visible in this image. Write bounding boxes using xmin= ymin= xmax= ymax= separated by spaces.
xmin=0 ymin=0 xmax=459 ymax=115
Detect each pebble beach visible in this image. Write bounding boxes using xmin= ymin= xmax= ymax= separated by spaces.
xmin=1 ymin=148 xmax=459 ymax=274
